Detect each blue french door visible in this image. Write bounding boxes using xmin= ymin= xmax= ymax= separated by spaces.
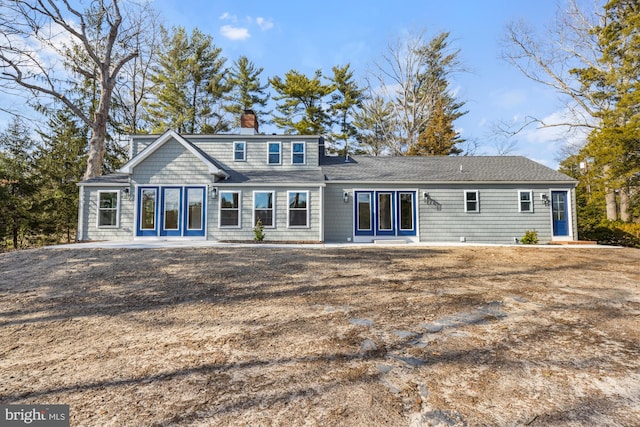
xmin=354 ymin=191 xmax=416 ymax=238
xmin=160 ymin=187 xmax=182 ymax=236
xmin=137 ymin=186 xmax=206 ymax=237
xmin=552 ymin=191 xmax=569 ymax=236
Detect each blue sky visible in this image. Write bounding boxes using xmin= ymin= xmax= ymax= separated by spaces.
xmin=156 ymin=0 xmax=582 ymax=168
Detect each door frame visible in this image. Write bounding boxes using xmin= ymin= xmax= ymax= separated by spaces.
xmin=135 ymin=184 xmax=207 ymax=239
xmin=353 ymin=189 xmax=418 ymax=242
xmin=549 ymin=188 xmax=573 ymax=241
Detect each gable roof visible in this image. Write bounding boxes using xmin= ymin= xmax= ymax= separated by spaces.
xmin=320 ymin=155 xmax=577 ymax=184
xmin=119 ymin=130 xmax=229 ymax=178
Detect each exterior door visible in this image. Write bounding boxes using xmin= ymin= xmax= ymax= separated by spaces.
xmin=354 ymin=190 xmax=416 ymax=240
xmin=160 ymin=187 xmax=182 ymax=236
xmin=552 ymin=191 xmax=569 ymax=236
xmin=137 ymin=186 xmax=206 ymax=237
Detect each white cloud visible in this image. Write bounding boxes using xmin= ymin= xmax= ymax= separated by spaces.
xmin=219 ymin=12 xmax=236 ymax=22
xmin=220 ymin=25 xmax=250 ymax=41
xmin=256 ymin=17 xmax=274 ymax=31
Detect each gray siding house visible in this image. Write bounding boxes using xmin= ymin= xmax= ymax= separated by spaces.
xmin=77 ymin=112 xmax=578 ymax=244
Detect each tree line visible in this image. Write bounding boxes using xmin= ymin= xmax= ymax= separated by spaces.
xmin=0 ymin=0 xmax=638 ymax=249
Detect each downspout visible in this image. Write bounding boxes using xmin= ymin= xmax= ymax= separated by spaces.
xmin=319 ymin=185 xmax=324 ymax=242
xmin=77 ymin=184 xmax=84 ymax=242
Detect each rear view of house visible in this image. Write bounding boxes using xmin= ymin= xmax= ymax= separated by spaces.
xmin=77 ymin=111 xmax=578 ymax=244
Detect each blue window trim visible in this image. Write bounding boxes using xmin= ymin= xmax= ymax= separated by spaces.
xmin=160 ymin=187 xmax=183 ymax=236
xmin=375 ymin=191 xmax=396 ymax=236
xmin=355 ymin=191 xmax=374 ymax=236
xmin=397 ymin=191 xmax=417 ymax=236
xmin=137 ymin=186 xmax=159 ymax=236
xmin=183 ymin=186 xmax=206 ymax=236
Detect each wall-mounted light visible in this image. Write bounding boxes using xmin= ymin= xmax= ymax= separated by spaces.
xmin=343 ymin=191 xmax=349 ymax=203
xmin=122 ymin=187 xmax=133 ymax=201
xmin=210 ymin=186 xmax=218 ymax=199
xmin=540 ymin=193 xmax=550 ymax=206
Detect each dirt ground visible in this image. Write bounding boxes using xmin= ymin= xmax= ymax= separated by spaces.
xmin=0 ymin=245 xmax=639 ymax=426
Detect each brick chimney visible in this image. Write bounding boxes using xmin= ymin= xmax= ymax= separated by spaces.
xmin=240 ymin=109 xmax=258 ymax=135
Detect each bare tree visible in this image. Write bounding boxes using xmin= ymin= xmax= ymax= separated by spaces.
xmin=0 ymin=0 xmax=153 ymax=179
xmin=501 ymin=0 xmax=605 ymax=131
xmin=367 ymin=30 xmax=463 ymax=155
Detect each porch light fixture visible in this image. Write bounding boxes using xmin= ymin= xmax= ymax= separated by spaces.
xmin=122 ymin=187 xmax=133 ymax=201
xmin=423 ymin=192 xmax=430 ymax=201
xmin=343 ymin=191 xmax=349 ymax=203
xmin=210 ymin=186 xmax=218 ymax=199
xmin=540 ymin=193 xmax=550 ymax=206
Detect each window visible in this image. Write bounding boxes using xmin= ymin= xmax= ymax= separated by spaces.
xmin=98 ymin=191 xmax=119 ymax=227
xmin=288 ymin=191 xmax=308 ymax=227
xmin=254 ymin=191 xmax=274 ymax=227
xmin=464 ymin=190 xmax=479 ymax=212
xmin=233 ymin=141 xmax=246 ymax=161
xmin=268 ymin=142 xmax=281 ymax=164
xmin=220 ymin=191 xmax=240 ymax=227
xmin=378 ymin=192 xmax=393 ymax=231
xmin=357 ymin=193 xmax=372 ymax=231
xmin=186 ymin=187 xmax=204 ymax=230
xmin=292 ymin=142 xmax=305 ymax=164
xmin=519 ymin=190 xmax=533 ymax=212
xmin=399 ymin=192 xmax=414 ymax=230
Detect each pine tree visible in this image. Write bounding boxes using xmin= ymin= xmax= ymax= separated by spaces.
xmin=36 ymin=109 xmax=89 ymax=243
xmin=572 ymin=0 xmax=640 ymax=221
xmin=408 ymin=96 xmax=465 ymax=155
xmin=146 ymin=27 xmax=230 ymax=134
xmin=329 ymin=64 xmax=365 ymax=155
xmin=353 ymin=95 xmax=396 ymax=156
xmin=226 ymin=56 xmax=271 ymax=126
xmin=0 ymin=118 xmax=38 ymax=249
xmin=269 ymin=69 xmax=334 ymax=135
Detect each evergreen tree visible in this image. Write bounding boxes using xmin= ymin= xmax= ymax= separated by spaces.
xmin=329 ymin=64 xmax=365 ymax=155
xmin=571 ymin=0 xmax=640 ymax=221
xmin=269 ymin=69 xmax=334 ymax=135
xmin=0 ymin=118 xmax=38 ymax=249
xmin=146 ymin=27 xmax=230 ymax=134
xmin=36 ymin=109 xmax=89 ymax=243
xmin=408 ymin=96 xmax=465 ymax=155
xmin=226 ymin=56 xmax=271 ymax=126
xmin=353 ymin=95 xmax=396 ymax=156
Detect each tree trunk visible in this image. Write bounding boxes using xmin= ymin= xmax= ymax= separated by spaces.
xmin=605 ymin=187 xmax=618 ymax=221
xmin=620 ymin=185 xmax=630 ymax=222
xmin=83 ymin=84 xmax=113 ymax=179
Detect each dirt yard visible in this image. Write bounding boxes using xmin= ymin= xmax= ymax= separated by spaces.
xmin=0 ymin=245 xmax=639 ymax=426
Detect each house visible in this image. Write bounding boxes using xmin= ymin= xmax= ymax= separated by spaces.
xmin=77 ymin=111 xmax=578 ymax=244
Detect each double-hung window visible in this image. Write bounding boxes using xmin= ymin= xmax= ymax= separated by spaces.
xmin=292 ymin=142 xmax=305 ymax=164
xmin=220 ymin=191 xmax=240 ymax=227
xmin=233 ymin=141 xmax=246 ymax=161
xmin=97 ymin=191 xmax=119 ymax=227
xmin=288 ymin=191 xmax=308 ymax=227
xmin=254 ymin=191 xmax=274 ymax=227
xmin=268 ymin=142 xmax=281 ymax=165
xmin=464 ymin=190 xmax=479 ymax=213
xmin=519 ymin=190 xmax=534 ymax=212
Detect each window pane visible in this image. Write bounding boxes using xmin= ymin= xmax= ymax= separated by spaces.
xmin=99 ymin=192 xmax=117 ymax=209
xmin=255 ymin=210 xmax=273 ymax=227
xmin=268 ymin=143 xmax=280 ymax=164
xmin=187 ymin=189 xmax=203 ymax=230
xmin=221 ymin=211 xmax=239 ymax=226
xmin=141 ymin=189 xmax=156 ymax=229
xmin=292 ymin=143 xmax=304 ymax=164
xmin=254 ymin=192 xmax=273 ymax=209
xmin=399 ymin=193 xmax=414 ymax=230
xmin=99 ymin=210 xmax=116 ymax=227
xmin=220 ymin=192 xmax=238 ymax=209
xmin=357 ymin=194 xmax=371 ymax=230
xmin=465 ymin=191 xmax=478 ymax=212
xmin=234 ymin=142 xmax=245 ymax=161
xmin=164 ymin=189 xmax=180 ymax=230
xmin=378 ymin=193 xmax=392 ymax=230
xmin=289 ymin=192 xmax=307 ymax=208
xmin=289 ymin=210 xmax=307 ymax=226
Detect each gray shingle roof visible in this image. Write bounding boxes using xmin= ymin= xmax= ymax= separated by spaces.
xmin=320 ymin=155 xmax=577 ymax=183
xmin=224 ymin=169 xmax=325 ymax=184
xmin=79 ymin=173 xmax=130 ymax=185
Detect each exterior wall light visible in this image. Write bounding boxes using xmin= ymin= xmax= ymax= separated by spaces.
xmin=210 ymin=186 xmax=218 ymax=199
xmin=343 ymin=191 xmax=349 ymax=203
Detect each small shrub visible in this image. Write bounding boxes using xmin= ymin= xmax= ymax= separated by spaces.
xmin=253 ymin=218 xmax=265 ymax=242
xmin=521 ymin=230 xmax=538 ymax=245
